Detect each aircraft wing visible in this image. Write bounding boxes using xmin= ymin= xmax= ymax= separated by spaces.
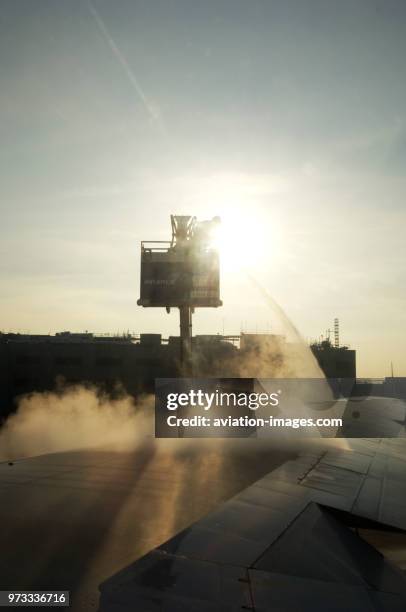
xmin=99 ymin=435 xmax=406 ymax=611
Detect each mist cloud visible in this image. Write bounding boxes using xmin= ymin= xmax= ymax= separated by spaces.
xmin=0 ymin=385 xmax=153 ymax=462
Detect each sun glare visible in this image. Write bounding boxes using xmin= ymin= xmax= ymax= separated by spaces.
xmin=210 ymin=211 xmax=271 ymax=272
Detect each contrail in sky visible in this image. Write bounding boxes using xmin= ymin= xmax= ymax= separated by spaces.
xmin=87 ymin=0 xmax=160 ymax=122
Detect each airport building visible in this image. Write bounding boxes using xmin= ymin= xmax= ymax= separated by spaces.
xmin=0 ymin=330 xmax=356 ymax=420
xmin=310 ymin=338 xmax=356 ymax=379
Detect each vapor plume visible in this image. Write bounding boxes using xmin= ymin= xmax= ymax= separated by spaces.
xmin=192 ymin=279 xmax=324 ymax=379
xmin=0 ymin=385 xmax=153 ymax=461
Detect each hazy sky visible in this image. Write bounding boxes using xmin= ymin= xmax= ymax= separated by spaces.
xmin=1 ymin=0 xmax=405 ymax=377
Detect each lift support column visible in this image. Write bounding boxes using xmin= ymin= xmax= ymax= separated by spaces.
xmin=179 ymin=305 xmax=192 ymax=374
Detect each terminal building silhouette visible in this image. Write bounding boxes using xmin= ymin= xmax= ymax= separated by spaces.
xmin=0 ymin=330 xmax=357 ymax=420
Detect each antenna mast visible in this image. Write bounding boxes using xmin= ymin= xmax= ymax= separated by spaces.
xmin=334 ymin=318 xmax=339 ymax=348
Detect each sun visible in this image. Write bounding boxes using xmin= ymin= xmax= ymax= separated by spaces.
xmin=209 ymin=210 xmax=271 ymax=272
